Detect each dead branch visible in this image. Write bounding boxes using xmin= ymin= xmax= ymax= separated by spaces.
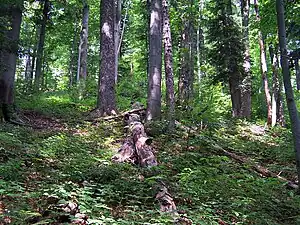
xmin=210 ymin=142 xmax=298 ymax=189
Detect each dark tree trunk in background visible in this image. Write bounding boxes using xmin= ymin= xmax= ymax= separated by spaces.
xmin=0 ymin=4 xmax=23 ymax=121
xmin=178 ymin=1 xmax=195 ymax=105
xmin=254 ymin=0 xmax=272 ymax=126
xmin=269 ymin=44 xmax=285 ymax=127
xmin=240 ymin=0 xmax=251 ymax=117
xmin=229 ymin=74 xmax=242 ymax=117
xmin=162 ymin=0 xmax=175 ymax=130
xmin=146 ymin=0 xmax=162 ymax=121
xmin=34 ymin=0 xmax=49 ymax=91
xmin=227 ymin=0 xmax=243 ymax=117
xmin=97 ymin=0 xmax=117 ymax=116
xmin=295 ymin=59 xmax=300 ymax=90
xmin=276 ymin=0 xmax=300 ymax=190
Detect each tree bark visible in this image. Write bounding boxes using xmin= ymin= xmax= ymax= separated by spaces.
xmin=68 ymin=16 xmax=79 ymax=88
xmin=269 ymin=44 xmax=285 ymax=127
xmin=97 ymin=0 xmax=117 ymax=116
xmin=162 ymin=0 xmax=175 ymax=130
xmin=276 ymin=0 xmax=300 ymax=191
xmin=295 ymin=59 xmax=300 ymax=91
xmin=196 ymin=0 xmax=204 ymax=94
xmin=254 ymin=0 xmax=272 ymax=126
xmin=240 ymin=0 xmax=251 ymax=118
xmin=34 ymin=0 xmax=49 ymax=92
xmin=114 ymin=0 xmax=122 ymax=84
xmin=76 ymin=1 xmax=89 ymax=83
xmin=146 ymin=0 xmax=162 ymax=121
xmin=112 ymin=113 xmax=157 ymax=167
xmin=178 ymin=1 xmax=195 ymax=105
xmin=0 ymin=4 xmax=23 ymax=121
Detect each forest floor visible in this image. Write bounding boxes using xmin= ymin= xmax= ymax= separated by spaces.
xmin=1 ymin=92 xmax=300 ymax=224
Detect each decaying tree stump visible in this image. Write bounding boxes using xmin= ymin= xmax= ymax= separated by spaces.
xmin=112 ymin=113 xmax=157 ymax=167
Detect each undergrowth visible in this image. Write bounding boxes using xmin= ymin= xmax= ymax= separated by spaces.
xmin=0 ymin=93 xmax=300 ymax=224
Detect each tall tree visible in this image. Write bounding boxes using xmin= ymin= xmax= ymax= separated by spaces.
xmin=76 ymin=0 xmax=89 ymax=83
xmin=146 ymin=0 xmax=162 ymax=121
xmin=97 ymin=0 xmax=117 ymax=116
xmin=178 ymin=0 xmax=195 ymax=105
xmin=240 ymin=0 xmax=251 ymax=117
xmin=114 ymin=0 xmax=122 ymax=83
xmin=269 ymin=44 xmax=285 ymax=127
xmin=34 ymin=0 xmax=50 ymax=91
xmin=162 ymin=0 xmax=175 ymax=129
xmin=254 ymin=0 xmax=272 ymax=126
xmin=207 ymin=0 xmax=245 ymax=117
xmin=276 ymin=0 xmax=300 ymax=191
xmin=0 ymin=2 xmax=23 ymax=122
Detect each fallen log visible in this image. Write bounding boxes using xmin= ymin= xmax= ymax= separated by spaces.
xmin=209 ymin=141 xmax=299 ymax=189
xmin=155 ymin=181 xmax=177 ymax=213
xmin=112 ymin=113 xmax=157 ymax=167
xmin=87 ymin=108 xmax=145 ymax=122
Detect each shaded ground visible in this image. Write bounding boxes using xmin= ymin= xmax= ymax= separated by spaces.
xmin=0 ymin=106 xmax=300 ymax=224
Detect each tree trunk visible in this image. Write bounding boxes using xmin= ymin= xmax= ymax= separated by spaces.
xmin=76 ymin=1 xmax=89 ymax=99
xmin=240 ymin=0 xmax=251 ymax=118
xmin=276 ymin=0 xmax=300 ymax=191
xmin=34 ymin=0 xmax=49 ymax=92
xmin=295 ymin=59 xmax=300 ymax=91
xmin=25 ymin=53 xmax=31 ymax=81
xmin=269 ymin=44 xmax=285 ymax=127
xmin=76 ymin=1 xmax=89 ymax=83
xmin=162 ymin=0 xmax=175 ymax=130
xmin=114 ymin=0 xmax=122 ymax=84
xmin=178 ymin=1 xmax=195 ymax=106
xmin=97 ymin=0 xmax=117 ymax=116
xmin=0 ymin=4 xmax=23 ymax=121
xmin=254 ymin=0 xmax=272 ymax=126
xmin=229 ymin=74 xmax=242 ymax=117
xmin=196 ymin=0 xmax=204 ymax=94
xmin=146 ymin=0 xmax=162 ymax=121
xmin=68 ymin=16 xmax=79 ymax=88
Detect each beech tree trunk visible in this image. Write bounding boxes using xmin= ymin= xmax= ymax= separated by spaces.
xmin=97 ymin=0 xmax=117 ymax=116
xmin=295 ymin=59 xmax=300 ymax=91
xmin=276 ymin=0 xmax=300 ymax=189
xmin=162 ymin=0 xmax=175 ymax=130
xmin=34 ymin=0 xmax=49 ymax=92
xmin=254 ymin=0 xmax=272 ymax=126
xmin=76 ymin=1 xmax=89 ymax=83
xmin=0 ymin=4 xmax=23 ymax=121
xmin=240 ymin=0 xmax=251 ymax=118
xmin=146 ymin=0 xmax=162 ymax=121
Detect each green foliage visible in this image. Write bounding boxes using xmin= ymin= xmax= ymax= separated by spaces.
xmin=206 ymin=0 xmax=245 ymax=84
